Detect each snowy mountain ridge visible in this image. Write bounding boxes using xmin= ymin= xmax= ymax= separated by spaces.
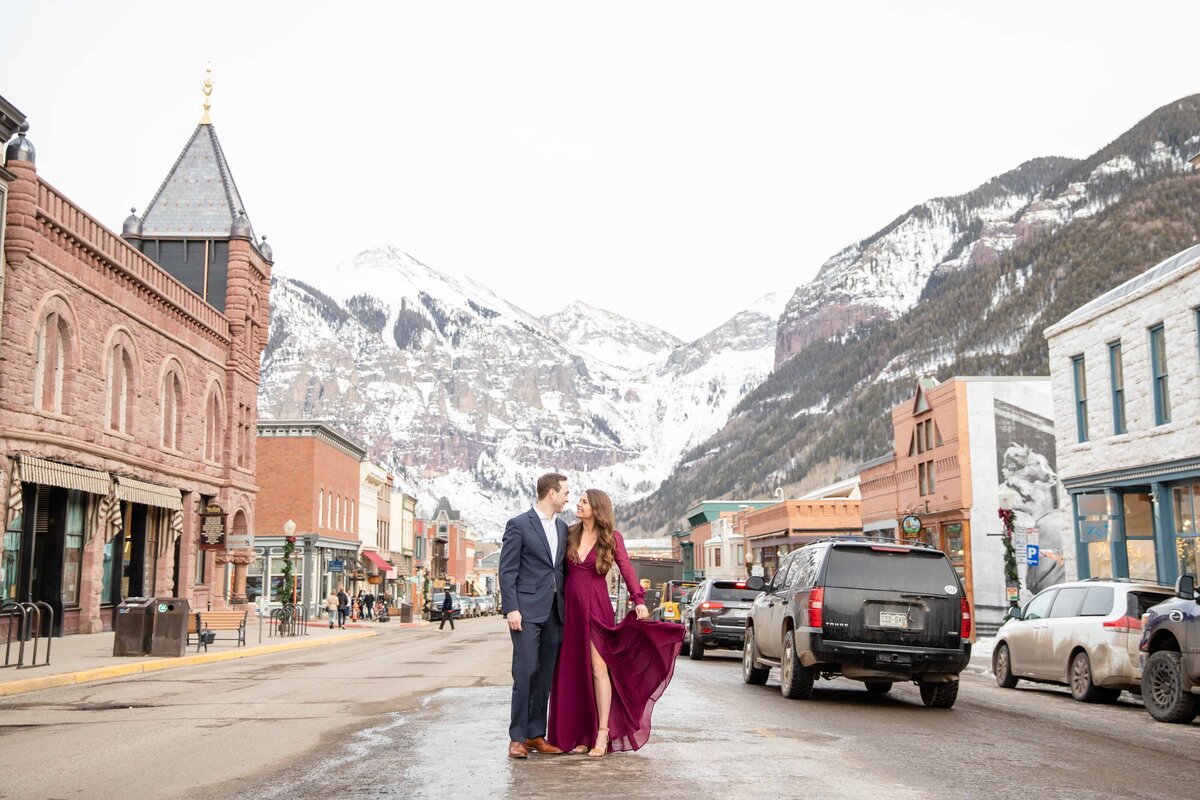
xmin=259 ymin=246 xmax=786 ymax=535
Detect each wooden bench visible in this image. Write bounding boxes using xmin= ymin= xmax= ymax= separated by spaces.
xmin=186 ymin=610 xmax=247 ymax=652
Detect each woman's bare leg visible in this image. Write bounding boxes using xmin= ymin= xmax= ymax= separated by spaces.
xmin=588 ymin=641 xmax=612 ymax=755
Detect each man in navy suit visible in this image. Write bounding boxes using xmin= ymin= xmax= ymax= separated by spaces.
xmin=501 ymin=472 xmax=570 ymax=759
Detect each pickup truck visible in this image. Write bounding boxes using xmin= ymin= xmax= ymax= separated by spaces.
xmin=1139 ymin=574 xmax=1200 ymax=723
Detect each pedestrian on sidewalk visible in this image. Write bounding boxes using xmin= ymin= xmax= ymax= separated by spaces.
xmin=336 ymin=585 xmax=350 ymax=629
xmin=324 ymin=591 xmax=339 ymax=629
xmin=363 ymin=591 xmax=375 ymax=620
xmin=439 ymin=591 xmax=455 ymax=631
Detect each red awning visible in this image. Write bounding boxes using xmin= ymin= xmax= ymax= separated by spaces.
xmin=363 ymin=550 xmax=393 ymax=572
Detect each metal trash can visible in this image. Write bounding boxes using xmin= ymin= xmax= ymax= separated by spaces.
xmin=399 ymin=602 xmax=412 ymax=623
xmin=113 ymin=597 xmax=155 ymax=657
xmin=147 ymin=597 xmax=190 ymax=657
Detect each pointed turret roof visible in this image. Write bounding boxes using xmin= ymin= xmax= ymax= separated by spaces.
xmin=140 ymin=122 xmax=256 ymax=240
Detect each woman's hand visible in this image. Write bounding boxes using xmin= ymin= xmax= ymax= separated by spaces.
xmin=635 ymin=604 xmax=649 ymax=620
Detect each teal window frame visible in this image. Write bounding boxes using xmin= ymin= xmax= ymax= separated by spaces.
xmin=1108 ymin=341 xmax=1126 ymax=435
xmin=1071 ymin=355 xmax=1088 ymax=442
xmin=1149 ymin=324 xmax=1170 ymax=425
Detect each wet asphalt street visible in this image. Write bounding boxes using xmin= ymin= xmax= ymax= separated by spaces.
xmin=3 ymin=618 xmax=1199 ymax=799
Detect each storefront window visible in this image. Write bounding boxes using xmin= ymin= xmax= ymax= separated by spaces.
xmin=1178 ymin=539 xmax=1200 ymax=581
xmin=1123 ymin=493 xmax=1157 ymax=582
xmin=1174 ymin=483 xmax=1198 ymax=537
xmin=1087 ymin=541 xmax=1114 ymax=578
xmin=2 ymin=516 xmax=20 ymax=602
xmin=61 ymin=491 xmax=86 ymax=606
xmin=943 ymin=523 xmax=965 ymax=579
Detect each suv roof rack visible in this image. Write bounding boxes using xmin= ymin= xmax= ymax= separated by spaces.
xmin=804 ymin=536 xmax=937 ymax=550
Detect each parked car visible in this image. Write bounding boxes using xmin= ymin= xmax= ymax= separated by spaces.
xmin=476 ymin=596 xmax=496 ymax=616
xmin=993 ymin=579 xmax=1171 ymax=702
xmin=653 ymin=580 xmax=698 ymax=624
xmin=742 ymin=541 xmax=971 ymax=708
xmin=1139 ymin=574 xmax=1200 ymax=723
xmin=681 ymin=578 xmax=760 ymax=660
xmin=431 ymin=592 xmax=462 ymax=620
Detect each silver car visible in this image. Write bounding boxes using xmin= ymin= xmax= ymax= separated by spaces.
xmin=993 ymin=579 xmax=1172 ymax=701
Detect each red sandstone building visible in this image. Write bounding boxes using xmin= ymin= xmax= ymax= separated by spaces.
xmin=0 ymin=91 xmax=272 ymax=634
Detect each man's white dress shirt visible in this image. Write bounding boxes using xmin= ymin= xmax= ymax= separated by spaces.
xmin=533 ymin=506 xmax=557 ymax=564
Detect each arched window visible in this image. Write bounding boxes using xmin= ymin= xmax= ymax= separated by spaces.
xmin=161 ymin=370 xmax=184 ymax=449
xmin=204 ymin=389 xmax=223 ymax=461
xmin=33 ymin=311 xmax=71 ymax=414
xmin=106 ymin=343 xmax=134 ymax=433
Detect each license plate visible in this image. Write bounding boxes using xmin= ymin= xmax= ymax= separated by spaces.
xmin=726 ymin=609 xmax=747 ymax=619
xmin=879 ymin=611 xmax=908 ymax=628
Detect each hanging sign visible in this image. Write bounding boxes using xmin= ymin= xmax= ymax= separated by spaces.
xmin=901 ymin=515 xmax=922 ymax=536
xmin=198 ymin=502 xmax=227 ymax=551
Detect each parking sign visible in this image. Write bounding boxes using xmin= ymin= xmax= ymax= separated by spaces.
xmin=1026 ymin=544 xmax=1039 ymax=566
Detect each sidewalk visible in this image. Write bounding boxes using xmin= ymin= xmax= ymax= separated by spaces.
xmin=0 ymin=615 xmax=415 ymax=698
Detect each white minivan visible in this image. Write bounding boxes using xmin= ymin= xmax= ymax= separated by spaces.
xmin=993 ymin=579 xmax=1172 ymax=702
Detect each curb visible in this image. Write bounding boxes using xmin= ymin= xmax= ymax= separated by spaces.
xmin=0 ymin=630 xmax=378 ymax=698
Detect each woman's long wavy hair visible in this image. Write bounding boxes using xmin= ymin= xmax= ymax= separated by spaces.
xmin=567 ymin=489 xmax=616 ymax=575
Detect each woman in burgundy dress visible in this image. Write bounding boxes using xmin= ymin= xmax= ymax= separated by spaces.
xmin=547 ymin=489 xmax=684 ymax=757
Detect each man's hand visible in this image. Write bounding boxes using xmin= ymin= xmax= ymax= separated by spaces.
xmin=635 ymin=604 xmax=649 ymax=620
xmin=507 ymin=610 xmax=523 ymax=631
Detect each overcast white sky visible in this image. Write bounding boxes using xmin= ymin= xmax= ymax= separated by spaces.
xmin=4 ymin=1 xmax=1198 ymax=340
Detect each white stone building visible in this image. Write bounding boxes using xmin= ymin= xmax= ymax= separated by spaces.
xmin=1044 ymin=242 xmax=1200 ymax=584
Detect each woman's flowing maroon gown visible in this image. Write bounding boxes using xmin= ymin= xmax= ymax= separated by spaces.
xmin=547 ymin=531 xmax=684 ymax=753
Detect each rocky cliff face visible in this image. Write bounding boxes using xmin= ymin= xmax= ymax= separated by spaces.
xmin=259 ymin=246 xmax=786 ymax=534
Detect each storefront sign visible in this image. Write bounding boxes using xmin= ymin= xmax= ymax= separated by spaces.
xmin=198 ymin=503 xmax=227 ymax=551
xmin=901 ymin=515 xmax=922 ymax=536
xmin=368 ymin=575 xmax=382 ymax=585
xmin=1005 ymin=581 xmax=1020 ymax=602
xmin=329 ymin=559 xmax=345 ymax=573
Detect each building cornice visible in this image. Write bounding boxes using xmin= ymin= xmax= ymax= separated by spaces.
xmin=1063 ymin=455 xmax=1200 ymax=492
xmin=256 ymin=420 xmax=367 ymax=461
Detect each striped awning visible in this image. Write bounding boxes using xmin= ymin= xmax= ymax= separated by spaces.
xmin=114 ymin=475 xmax=182 ymax=511
xmin=19 ymin=456 xmax=109 ymax=496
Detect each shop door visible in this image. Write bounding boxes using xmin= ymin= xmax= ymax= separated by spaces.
xmin=21 ymin=485 xmax=67 ymax=636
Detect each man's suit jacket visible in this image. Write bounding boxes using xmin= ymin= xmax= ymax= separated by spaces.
xmin=499 ymin=508 xmax=568 ymax=625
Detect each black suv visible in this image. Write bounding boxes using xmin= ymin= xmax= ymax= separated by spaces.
xmin=742 ymin=541 xmax=972 ymax=708
xmin=1139 ymin=574 xmax=1200 ymax=723
xmin=681 ymin=578 xmax=760 ymax=660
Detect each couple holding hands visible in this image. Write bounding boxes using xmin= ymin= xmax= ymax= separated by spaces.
xmin=499 ymin=473 xmax=683 ymax=759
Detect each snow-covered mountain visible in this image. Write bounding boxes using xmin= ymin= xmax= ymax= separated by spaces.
xmin=542 ymin=301 xmax=682 ymax=372
xmin=259 ymin=246 xmax=785 ymax=535
xmin=775 ymin=132 xmax=1197 ymax=368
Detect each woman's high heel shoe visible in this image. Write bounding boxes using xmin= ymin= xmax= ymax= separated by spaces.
xmin=587 ymin=727 xmax=609 ymax=758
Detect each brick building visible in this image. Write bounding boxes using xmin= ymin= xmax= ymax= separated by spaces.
xmin=857 ymin=376 xmax=1068 ymax=634
xmin=415 ymin=497 xmax=476 ymax=596
xmin=255 ymin=421 xmax=365 ymax=609
xmin=0 ymin=91 xmax=272 ymax=634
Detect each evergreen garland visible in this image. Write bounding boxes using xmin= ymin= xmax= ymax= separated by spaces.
xmin=998 ymin=508 xmax=1020 ymax=601
xmin=277 ymin=535 xmax=297 ymax=603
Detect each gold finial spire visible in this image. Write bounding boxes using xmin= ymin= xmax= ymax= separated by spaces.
xmin=200 ymin=64 xmax=213 ymax=124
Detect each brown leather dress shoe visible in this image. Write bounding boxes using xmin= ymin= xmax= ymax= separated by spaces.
xmin=524 ymin=736 xmax=564 ymax=754
xmin=508 ymin=741 xmax=529 ymax=759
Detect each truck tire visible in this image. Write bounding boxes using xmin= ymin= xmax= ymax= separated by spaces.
xmin=742 ymin=626 xmax=769 ymax=685
xmin=780 ymin=629 xmax=815 ymax=700
xmin=1143 ymin=650 xmax=1199 ymax=723
xmin=919 ymin=680 xmax=959 ymax=708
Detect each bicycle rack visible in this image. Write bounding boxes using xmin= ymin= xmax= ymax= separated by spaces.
xmin=1 ymin=600 xmax=53 ymax=668
xmin=268 ymin=604 xmax=309 ymax=637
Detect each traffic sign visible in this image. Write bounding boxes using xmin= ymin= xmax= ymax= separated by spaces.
xmin=1026 ymin=544 xmax=1040 ymax=566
